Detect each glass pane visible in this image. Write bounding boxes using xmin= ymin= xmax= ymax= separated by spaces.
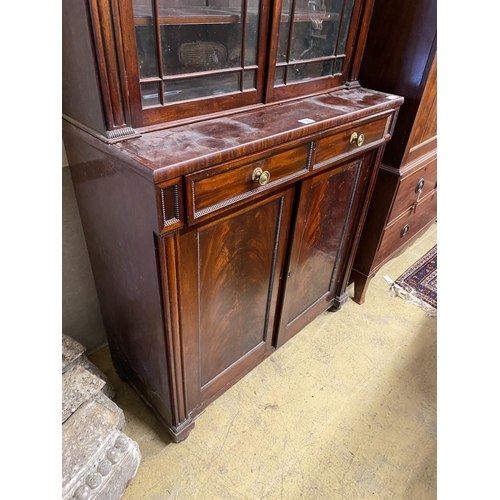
xmin=277 ymin=0 xmax=292 ymax=63
xmin=333 ymin=57 xmax=343 ymax=75
xmin=165 ymin=25 xmax=236 ymax=76
xmin=322 ymin=0 xmax=343 ymax=57
xmin=287 ymin=60 xmax=333 ymax=82
xmin=133 ymin=0 xmax=159 ymax=79
xmin=243 ymin=70 xmax=257 ymax=90
xmin=274 ymin=66 xmax=286 ymax=86
xmin=141 ymin=81 xmax=161 ymax=107
xmin=244 ymin=0 xmax=261 ymax=66
xmin=337 ymin=0 xmax=355 ymax=55
xmin=163 ymin=72 xmax=241 ymax=103
xmin=289 ymin=0 xmax=343 ymax=62
xmin=321 ymin=59 xmax=334 ymax=77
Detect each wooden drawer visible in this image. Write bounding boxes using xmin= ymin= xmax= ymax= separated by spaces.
xmin=185 ymin=143 xmax=311 ymax=224
xmin=374 ymin=189 xmax=437 ymax=268
xmin=313 ymin=116 xmax=389 ymax=170
xmin=388 ymin=155 xmax=437 ymax=223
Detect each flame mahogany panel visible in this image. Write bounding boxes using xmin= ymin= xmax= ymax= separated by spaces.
xmin=276 ymin=152 xmax=374 ymax=347
xmin=178 ymin=188 xmax=295 ymax=412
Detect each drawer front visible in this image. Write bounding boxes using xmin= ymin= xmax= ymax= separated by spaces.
xmin=186 ymin=143 xmax=311 ymax=224
xmin=375 ymin=189 xmax=437 ymax=268
xmin=389 ymin=156 xmax=437 ymax=222
xmin=313 ymin=116 xmax=389 ymax=170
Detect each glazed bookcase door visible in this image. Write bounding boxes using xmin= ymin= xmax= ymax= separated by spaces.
xmin=266 ymin=0 xmax=363 ymax=102
xmin=122 ymin=0 xmax=270 ymax=127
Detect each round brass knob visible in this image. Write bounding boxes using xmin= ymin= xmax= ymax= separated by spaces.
xmin=252 ymin=167 xmax=271 ymax=186
xmin=401 ymin=224 xmax=410 ymax=237
xmin=259 ymin=170 xmax=271 ymax=185
xmin=357 ymin=133 xmax=364 ymax=147
xmin=349 ymin=132 xmax=358 ymax=144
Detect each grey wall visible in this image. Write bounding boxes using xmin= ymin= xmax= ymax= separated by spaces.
xmin=62 ymin=142 xmax=107 ymax=352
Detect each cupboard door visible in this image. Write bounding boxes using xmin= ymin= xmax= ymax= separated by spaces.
xmin=276 ymin=154 xmax=372 ymax=347
xmin=178 ymin=187 xmax=295 ymax=413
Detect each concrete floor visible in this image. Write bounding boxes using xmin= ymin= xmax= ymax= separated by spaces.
xmin=89 ymin=222 xmax=437 ymax=500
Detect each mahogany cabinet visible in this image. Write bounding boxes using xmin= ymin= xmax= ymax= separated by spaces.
xmin=350 ymin=0 xmax=437 ymax=304
xmin=63 ymin=0 xmax=403 ymax=442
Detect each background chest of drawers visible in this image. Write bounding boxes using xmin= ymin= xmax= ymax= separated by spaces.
xmin=350 ymin=0 xmax=437 ymax=304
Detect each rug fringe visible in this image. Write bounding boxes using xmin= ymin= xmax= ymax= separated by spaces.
xmin=384 ymin=276 xmax=437 ymax=318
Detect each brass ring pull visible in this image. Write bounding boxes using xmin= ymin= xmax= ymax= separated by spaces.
xmin=349 ymin=132 xmax=364 ymax=147
xmin=252 ymin=167 xmax=271 ymax=186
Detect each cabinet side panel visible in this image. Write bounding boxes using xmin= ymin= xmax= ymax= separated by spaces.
xmin=358 ymin=0 xmax=436 ymax=167
xmin=63 ymin=0 xmax=106 ymax=135
xmin=404 ymin=54 xmax=437 ymax=163
xmin=64 ymin=131 xmax=172 ymax=425
xmin=351 ymin=166 xmax=399 ymax=273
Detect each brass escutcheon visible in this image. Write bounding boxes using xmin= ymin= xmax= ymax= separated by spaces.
xmin=357 ymin=133 xmax=365 ymax=147
xmin=349 ymin=132 xmax=358 ymax=144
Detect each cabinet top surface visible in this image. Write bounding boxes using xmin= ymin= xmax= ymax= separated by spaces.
xmin=100 ymin=87 xmax=403 ymax=182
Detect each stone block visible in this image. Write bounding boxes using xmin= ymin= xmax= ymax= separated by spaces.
xmin=62 ymin=365 xmax=105 ymax=423
xmin=94 ymin=392 xmax=125 ymax=431
xmin=63 ymin=334 xmax=86 ymax=373
xmin=62 ymin=400 xmax=141 ymax=500
xmin=62 ymin=334 xmax=116 ymax=398
xmin=79 ymin=356 xmax=116 ymax=399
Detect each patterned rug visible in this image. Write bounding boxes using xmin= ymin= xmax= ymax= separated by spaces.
xmin=386 ymin=245 xmax=437 ymax=317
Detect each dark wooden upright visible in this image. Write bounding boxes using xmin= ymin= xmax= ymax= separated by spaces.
xmin=63 ymin=0 xmax=403 ymax=443
xmin=350 ymin=0 xmax=437 ymax=304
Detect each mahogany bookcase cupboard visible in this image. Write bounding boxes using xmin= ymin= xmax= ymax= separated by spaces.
xmin=350 ymin=0 xmax=437 ymax=304
xmin=62 ymin=0 xmax=403 ymax=443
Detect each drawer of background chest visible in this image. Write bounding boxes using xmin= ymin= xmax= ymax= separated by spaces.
xmin=389 ymin=156 xmax=437 ymax=223
xmin=313 ymin=115 xmax=390 ymax=170
xmin=375 ymin=190 xmax=437 ymax=268
xmin=185 ymin=143 xmax=311 ymax=224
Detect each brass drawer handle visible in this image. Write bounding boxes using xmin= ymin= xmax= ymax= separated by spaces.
xmin=401 ymin=224 xmax=410 ymax=237
xmin=252 ymin=167 xmax=271 ymax=186
xmin=415 ymin=178 xmax=425 ymax=193
xmin=349 ymin=132 xmax=365 ymax=147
